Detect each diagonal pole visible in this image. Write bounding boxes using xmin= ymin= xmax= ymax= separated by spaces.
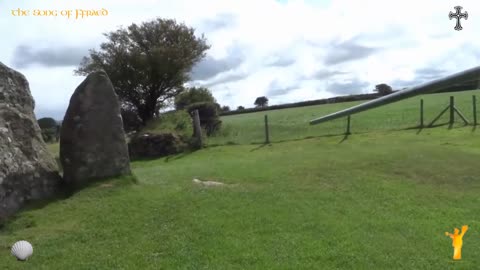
xmin=454 ymin=106 xmax=469 ymax=125
xmin=428 ymin=105 xmax=450 ymax=127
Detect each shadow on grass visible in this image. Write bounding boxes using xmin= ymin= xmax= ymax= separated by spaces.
xmin=273 ymin=133 xmax=351 ymax=144
xmin=164 ymin=149 xmax=200 ymax=162
xmin=205 ymin=141 xmax=239 ymax=149
xmin=61 ymin=173 xmax=139 ymax=198
xmin=129 ymin=147 xmax=202 ymax=163
xmin=396 ymin=122 xmax=451 ymax=133
xmin=209 ymin=132 xmax=377 ymax=149
xmin=206 ymin=121 xmax=476 ymax=150
xmin=416 ymin=127 xmax=424 ymax=134
xmin=0 ymin=191 xmax=71 ymax=232
xmin=0 ymin=174 xmax=138 ymax=231
xmin=400 ymin=125 xmax=424 ymax=134
xmin=338 ymin=133 xmax=350 ymax=144
xmin=250 ymin=143 xmax=272 ymax=152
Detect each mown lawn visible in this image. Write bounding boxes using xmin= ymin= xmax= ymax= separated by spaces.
xmin=1 ymin=123 xmax=480 ymax=269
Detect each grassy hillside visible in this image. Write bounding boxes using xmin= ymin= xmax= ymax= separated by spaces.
xmin=208 ymin=89 xmax=479 ymax=145
xmin=1 ymin=90 xmax=479 ymax=269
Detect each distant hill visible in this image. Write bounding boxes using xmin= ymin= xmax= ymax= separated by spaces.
xmin=435 ymin=80 xmax=479 ymax=93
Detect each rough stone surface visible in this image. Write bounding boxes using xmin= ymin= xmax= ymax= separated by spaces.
xmin=60 ymin=71 xmax=131 ymax=188
xmin=0 ymin=62 xmax=62 ymax=223
xmin=128 ymin=132 xmax=187 ymax=160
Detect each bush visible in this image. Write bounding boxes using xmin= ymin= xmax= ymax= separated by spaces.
xmin=186 ymin=102 xmax=222 ymax=136
xmin=128 ymin=132 xmax=187 ymax=160
xmin=41 ymin=127 xmax=57 ymax=143
xmin=142 ymin=110 xmax=193 ymax=138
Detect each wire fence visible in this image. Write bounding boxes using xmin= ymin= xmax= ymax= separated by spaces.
xmin=206 ymin=90 xmax=479 ymax=146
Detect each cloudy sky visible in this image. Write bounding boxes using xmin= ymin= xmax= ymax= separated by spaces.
xmin=1 ymin=0 xmax=479 ymax=119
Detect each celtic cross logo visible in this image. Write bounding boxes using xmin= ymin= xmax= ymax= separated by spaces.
xmin=449 ymin=6 xmax=468 ymax=31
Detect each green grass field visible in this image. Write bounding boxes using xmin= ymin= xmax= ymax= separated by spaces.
xmin=209 ymin=90 xmax=480 ymax=145
xmin=1 ymin=90 xmax=480 ymax=269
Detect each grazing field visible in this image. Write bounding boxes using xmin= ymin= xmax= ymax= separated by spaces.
xmin=209 ymin=89 xmax=479 ymax=145
xmin=1 ymin=91 xmax=480 ymax=269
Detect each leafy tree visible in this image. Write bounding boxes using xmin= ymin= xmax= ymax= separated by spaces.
xmin=237 ymin=106 xmax=245 ymax=110
xmin=254 ymin=96 xmax=269 ymax=107
xmin=121 ymin=106 xmax=143 ymax=132
xmin=221 ymin=105 xmax=230 ymax=112
xmin=174 ymin=87 xmax=216 ymax=110
xmin=37 ymin=117 xmax=57 ymax=129
xmin=374 ymin=83 xmax=393 ymax=95
xmin=75 ymin=18 xmax=210 ymax=125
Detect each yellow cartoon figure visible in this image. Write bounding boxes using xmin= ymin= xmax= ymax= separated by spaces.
xmin=445 ymin=225 xmax=468 ymax=260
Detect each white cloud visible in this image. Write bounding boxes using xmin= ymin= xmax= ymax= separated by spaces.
xmin=1 ymin=0 xmax=479 ymax=118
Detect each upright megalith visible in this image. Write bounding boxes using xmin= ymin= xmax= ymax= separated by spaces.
xmin=0 ymin=62 xmax=62 ymax=222
xmin=60 ymin=71 xmax=131 ymax=189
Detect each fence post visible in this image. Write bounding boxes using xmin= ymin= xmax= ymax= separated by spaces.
xmin=473 ymin=95 xmax=477 ymax=126
xmin=192 ymin=109 xmax=203 ymax=148
xmin=346 ymin=115 xmax=351 ymax=135
xmin=264 ymin=115 xmax=270 ymax=144
xmin=449 ymin=96 xmax=455 ymax=125
xmin=420 ymin=99 xmax=424 ymax=128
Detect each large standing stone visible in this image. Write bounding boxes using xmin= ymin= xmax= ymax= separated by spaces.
xmin=0 ymin=62 xmax=62 ymax=223
xmin=60 ymin=71 xmax=131 ymax=188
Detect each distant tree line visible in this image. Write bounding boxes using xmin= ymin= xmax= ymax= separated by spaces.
xmin=220 ymin=93 xmax=382 ymax=116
